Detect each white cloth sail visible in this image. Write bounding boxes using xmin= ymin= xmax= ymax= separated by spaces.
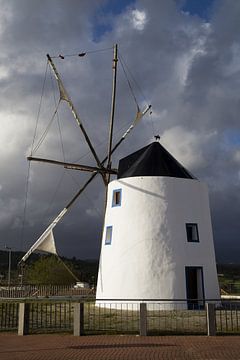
xmin=35 ymin=229 xmax=57 ymax=254
xmin=21 ymin=208 xmax=67 ymax=263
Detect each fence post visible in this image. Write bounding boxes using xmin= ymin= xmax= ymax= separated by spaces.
xmin=18 ymin=303 xmax=30 ymax=336
xmin=139 ymin=303 xmax=147 ymax=336
xmin=73 ymin=302 xmax=84 ymax=336
xmin=206 ymin=302 xmax=216 ymax=336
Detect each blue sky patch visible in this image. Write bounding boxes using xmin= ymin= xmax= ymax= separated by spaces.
xmin=181 ymin=0 xmax=215 ymax=20
xmin=92 ymin=0 xmax=135 ymax=42
xmin=223 ymin=129 xmax=240 ymax=148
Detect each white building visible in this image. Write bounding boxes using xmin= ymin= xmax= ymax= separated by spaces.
xmin=96 ymin=142 xmax=220 ymax=308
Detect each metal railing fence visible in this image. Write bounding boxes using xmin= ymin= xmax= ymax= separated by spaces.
xmin=0 ymin=302 xmax=19 ymax=331
xmin=0 ymin=299 xmax=239 ymax=335
xmin=147 ymin=302 xmax=207 ymax=335
xmin=84 ymin=302 xmax=140 ymax=334
xmin=0 ymin=285 xmax=95 ymax=299
xmin=28 ymin=301 xmax=73 ymax=333
xmin=216 ymin=301 xmax=240 ymax=334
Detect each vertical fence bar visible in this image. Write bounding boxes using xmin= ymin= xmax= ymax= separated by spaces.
xmin=73 ymin=302 xmax=84 ymax=336
xmin=18 ymin=303 xmax=30 ymax=336
xmin=206 ymin=303 xmax=216 ymax=336
xmin=139 ymin=303 xmax=147 ymax=336
xmin=236 ymin=307 xmax=239 ymax=331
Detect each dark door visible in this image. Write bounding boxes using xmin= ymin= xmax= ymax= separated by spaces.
xmin=185 ymin=267 xmax=204 ymax=309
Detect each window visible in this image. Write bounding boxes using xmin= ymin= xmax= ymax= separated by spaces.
xmin=105 ymin=226 xmax=113 ymax=245
xmin=112 ymin=189 xmax=122 ymax=207
xmin=186 ymin=223 xmax=199 ymax=242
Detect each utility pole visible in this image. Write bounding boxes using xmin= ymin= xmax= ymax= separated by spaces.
xmin=5 ymin=246 xmax=12 ymax=288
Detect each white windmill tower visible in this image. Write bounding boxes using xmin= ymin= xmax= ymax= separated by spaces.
xmin=96 ymin=139 xmax=220 ymax=309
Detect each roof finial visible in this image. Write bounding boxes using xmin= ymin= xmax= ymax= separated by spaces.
xmin=154 ymin=135 xmax=160 ymax=142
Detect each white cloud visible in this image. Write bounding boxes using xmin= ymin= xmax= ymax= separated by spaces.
xmin=175 ymin=23 xmax=211 ymax=86
xmin=131 ymin=9 xmax=147 ymax=31
xmin=161 ymin=126 xmax=217 ymax=170
xmin=233 ymin=150 xmax=240 ymax=163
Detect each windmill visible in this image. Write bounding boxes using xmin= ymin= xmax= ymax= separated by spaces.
xmin=20 ymin=45 xmax=220 ymax=310
xmin=19 ymin=44 xmax=151 ymax=269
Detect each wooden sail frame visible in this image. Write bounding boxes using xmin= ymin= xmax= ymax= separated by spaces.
xmin=19 ymin=44 xmax=151 ymax=264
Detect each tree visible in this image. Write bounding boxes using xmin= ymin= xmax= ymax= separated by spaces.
xmin=25 ymin=255 xmax=76 ymax=285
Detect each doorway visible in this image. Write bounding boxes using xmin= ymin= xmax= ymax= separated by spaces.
xmin=185 ymin=266 xmax=205 ymax=309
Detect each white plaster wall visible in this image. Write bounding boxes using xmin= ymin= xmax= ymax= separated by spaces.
xmin=96 ymin=176 xmax=220 ymax=303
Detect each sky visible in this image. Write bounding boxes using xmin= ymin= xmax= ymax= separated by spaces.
xmin=0 ymin=0 xmax=240 ymax=263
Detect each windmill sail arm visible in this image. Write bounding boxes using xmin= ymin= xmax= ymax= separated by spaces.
xmin=46 ymin=54 xmax=69 ymax=102
xmin=20 ymin=208 xmax=67 ymax=263
xmin=111 ymin=104 xmax=152 ymax=152
xmin=47 ymin=54 xmax=106 ymax=183
xmin=28 ymin=156 xmax=117 ymax=174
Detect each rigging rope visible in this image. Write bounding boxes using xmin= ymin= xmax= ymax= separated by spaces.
xmin=21 ymin=59 xmax=66 ymax=253
xmin=39 ymin=171 xmax=66 ymax=227
xmin=119 ymin=52 xmax=155 ymax=137
xmin=72 ymin=114 xmax=136 ymax=165
xmin=20 ymin=61 xmax=49 ymax=252
xmin=49 ymin=67 xmax=66 ymax=162
xmin=37 ymin=67 xmax=68 ymax=227
xmin=119 ymin=54 xmax=140 ymax=110
xmin=30 ymin=61 xmax=49 ymax=155
xmin=67 ymin=171 xmax=103 ymax=218
xmin=118 ymin=51 xmax=149 ymax=105
xmin=32 ymin=99 xmax=61 ymax=154
xmin=50 ymin=46 xmax=113 ymax=59
xmin=56 ymin=254 xmax=80 ymax=282
xmin=71 ymin=56 xmax=149 ymax=163
xmin=20 ymin=161 xmax=31 ymax=252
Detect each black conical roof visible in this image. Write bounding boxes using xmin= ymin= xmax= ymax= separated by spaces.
xmin=117 ymin=142 xmax=196 ymax=179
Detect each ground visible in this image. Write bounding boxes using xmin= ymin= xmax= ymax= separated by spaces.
xmin=0 ymin=334 xmax=240 ymax=360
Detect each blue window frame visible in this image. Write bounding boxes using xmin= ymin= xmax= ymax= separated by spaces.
xmin=105 ymin=226 xmax=113 ymax=245
xmin=112 ymin=189 xmax=122 ymax=207
xmin=186 ymin=223 xmax=199 ymax=242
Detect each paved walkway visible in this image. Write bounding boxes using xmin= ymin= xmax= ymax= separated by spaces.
xmin=0 ymin=334 xmax=240 ymax=359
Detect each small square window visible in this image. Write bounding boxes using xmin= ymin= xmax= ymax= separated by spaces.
xmin=112 ymin=189 xmax=122 ymax=207
xmin=186 ymin=223 xmax=199 ymax=242
xmin=105 ymin=226 xmax=113 ymax=245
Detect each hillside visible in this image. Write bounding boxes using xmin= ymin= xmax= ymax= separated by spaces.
xmin=0 ymin=250 xmax=98 ymax=286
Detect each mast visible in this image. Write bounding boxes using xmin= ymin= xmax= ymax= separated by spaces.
xmin=106 ymin=44 xmax=118 ymax=178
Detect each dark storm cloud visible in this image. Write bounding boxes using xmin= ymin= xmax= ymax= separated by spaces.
xmin=0 ymin=0 xmax=240 ymax=262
